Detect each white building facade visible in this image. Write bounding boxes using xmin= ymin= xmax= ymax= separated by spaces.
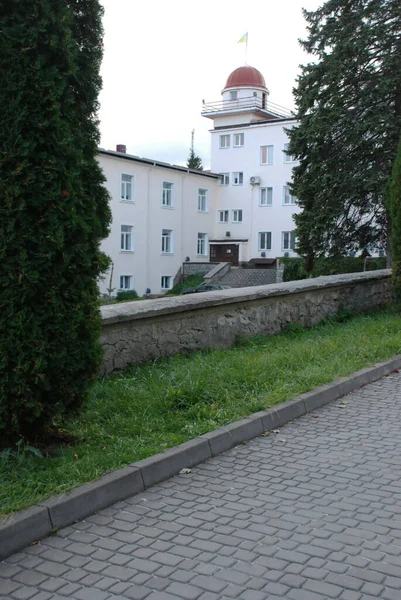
xmin=203 ymin=65 xmax=300 ymax=265
xmin=98 ymin=150 xmax=217 ymax=296
xmin=98 ymin=65 xmax=300 ymax=295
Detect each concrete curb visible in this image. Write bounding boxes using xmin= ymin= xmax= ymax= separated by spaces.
xmin=1 ymin=354 xmax=401 ymax=560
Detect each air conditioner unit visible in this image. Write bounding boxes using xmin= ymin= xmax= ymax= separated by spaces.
xmin=261 ymin=252 xmax=266 ymax=257
xmin=249 ymin=176 xmax=261 ymax=185
xmin=284 ymin=252 xmax=290 ymax=258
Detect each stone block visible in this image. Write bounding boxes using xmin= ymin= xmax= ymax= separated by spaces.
xmin=0 ymin=505 xmax=52 ymax=560
xmin=200 ymin=416 xmax=263 ymax=456
xmin=133 ymin=438 xmax=211 ymax=488
xmin=41 ymin=466 xmax=143 ymax=529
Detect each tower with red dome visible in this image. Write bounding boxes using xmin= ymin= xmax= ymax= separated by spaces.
xmin=202 ymin=65 xmax=299 ymax=265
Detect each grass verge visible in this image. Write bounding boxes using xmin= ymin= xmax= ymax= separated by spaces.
xmin=1 ymin=306 xmax=401 ymax=516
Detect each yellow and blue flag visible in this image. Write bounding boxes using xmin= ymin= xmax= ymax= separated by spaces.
xmin=238 ymin=32 xmax=248 ymax=44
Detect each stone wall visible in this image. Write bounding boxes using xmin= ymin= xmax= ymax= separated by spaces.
xmin=182 ymin=262 xmax=219 ymax=278
xmin=100 ymin=270 xmax=392 ymax=375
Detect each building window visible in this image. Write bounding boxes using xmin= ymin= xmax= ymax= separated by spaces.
xmin=233 ymin=133 xmax=244 ymax=147
xmin=219 ymin=135 xmax=230 ymax=149
xmin=119 ymin=275 xmax=133 ymax=290
xmin=161 ymin=275 xmax=172 ymax=290
xmin=219 ymin=173 xmax=230 ymax=186
xmin=162 ymin=182 xmax=173 ymax=207
xmin=198 ymin=188 xmax=208 ymax=212
xmin=260 ymin=187 xmax=273 ymax=206
xmin=282 ymin=231 xmax=296 ymax=251
xmin=259 ymin=232 xmax=272 ymax=251
xmin=232 ymin=172 xmax=243 ymax=185
xmin=232 ymin=209 xmax=243 ymax=223
xmin=260 ymin=145 xmax=274 ymax=165
xmin=161 ymin=229 xmax=173 ymax=253
xmin=218 ymin=210 xmax=229 ymax=223
xmin=197 ymin=233 xmax=208 ymax=256
xmin=120 ymin=225 xmax=133 ymax=251
xmin=283 ymin=186 xmax=296 ymax=205
xmin=229 ymin=91 xmax=238 ymax=101
xmin=283 ymin=143 xmax=295 ymax=163
xmin=121 ymin=174 xmax=134 ymax=201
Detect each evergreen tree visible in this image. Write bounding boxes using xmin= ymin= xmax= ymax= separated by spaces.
xmin=389 ymin=136 xmax=401 ymax=303
xmin=0 ymin=0 xmax=111 ymax=441
xmin=187 ymin=148 xmax=203 ymax=170
xmin=287 ymin=0 xmax=401 ymax=270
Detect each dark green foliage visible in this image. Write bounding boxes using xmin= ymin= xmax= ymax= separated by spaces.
xmin=388 ymin=136 xmax=401 ymax=303
xmin=115 ymin=290 xmax=139 ymax=303
xmin=186 ymin=148 xmax=203 ymax=170
xmin=282 ymin=256 xmax=387 ymax=282
xmin=287 ymin=0 xmax=401 ymax=270
xmin=0 ymin=1 xmax=111 ymax=442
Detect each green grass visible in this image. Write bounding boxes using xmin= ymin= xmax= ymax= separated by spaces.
xmin=166 ymin=274 xmax=204 ymax=295
xmin=1 ymin=306 xmax=401 ymax=516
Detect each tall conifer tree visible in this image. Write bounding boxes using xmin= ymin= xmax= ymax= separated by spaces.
xmin=0 ymin=1 xmax=111 ymax=440
xmin=389 ymin=136 xmax=401 ymax=303
xmin=287 ymin=0 xmax=401 ymax=270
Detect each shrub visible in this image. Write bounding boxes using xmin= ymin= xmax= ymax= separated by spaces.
xmin=115 ymin=290 xmax=139 ymax=303
xmin=0 ymin=1 xmax=111 ymax=442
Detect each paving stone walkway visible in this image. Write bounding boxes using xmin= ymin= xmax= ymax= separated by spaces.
xmin=2 ymin=372 xmax=401 ymax=600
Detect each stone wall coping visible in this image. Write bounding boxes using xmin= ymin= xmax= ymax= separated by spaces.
xmin=204 ymin=262 xmax=230 ymax=281
xmin=101 ymin=269 xmax=391 ymax=326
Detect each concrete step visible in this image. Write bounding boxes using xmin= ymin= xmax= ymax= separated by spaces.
xmin=218 ymin=267 xmax=278 ymax=287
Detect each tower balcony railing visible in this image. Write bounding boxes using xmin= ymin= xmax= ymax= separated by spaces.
xmin=201 ymin=96 xmax=293 ymax=118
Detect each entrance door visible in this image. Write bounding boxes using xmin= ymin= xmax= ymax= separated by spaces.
xmin=210 ymin=244 xmax=239 ymax=265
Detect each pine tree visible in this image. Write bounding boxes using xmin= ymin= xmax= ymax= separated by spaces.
xmin=0 ymin=1 xmax=111 ymax=441
xmin=287 ymin=0 xmax=401 ymax=271
xmin=187 ymin=148 xmax=203 ymax=170
xmin=389 ymin=136 xmax=401 ymax=303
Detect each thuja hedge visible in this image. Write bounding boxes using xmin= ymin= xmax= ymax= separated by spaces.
xmin=281 ymin=256 xmax=387 ymax=282
xmin=0 ymin=1 xmax=111 ymax=442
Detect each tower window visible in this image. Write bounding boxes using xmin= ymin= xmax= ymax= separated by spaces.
xmin=229 ymin=91 xmax=238 ymax=101
xmin=233 ymin=133 xmax=244 ymax=147
xmin=219 ymin=135 xmax=230 ymax=149
xmin=232 ymin=172 xmax=243 ymax=186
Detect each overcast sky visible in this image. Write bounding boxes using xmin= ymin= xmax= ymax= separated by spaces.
xmin=98 ymin=0 xmax=322 ymax=169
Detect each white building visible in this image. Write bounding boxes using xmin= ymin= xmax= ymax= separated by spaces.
xmin=203 ymin=65 xmax=300 ymax=265
xmin=98 ymin=65 xmax=300 ymax=296
xmin=98 ymin=150 xmax=217 ymax=296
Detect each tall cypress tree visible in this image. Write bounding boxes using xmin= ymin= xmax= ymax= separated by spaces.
xmin=389 ymin=136 xmax=401 ymax=303
xmin=287 ymin=0 xmax=401 ymax=270
xmin=0 ymin=1 xmax=111 ymax=441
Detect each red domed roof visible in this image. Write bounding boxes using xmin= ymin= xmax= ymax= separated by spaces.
xmin=224 ymin=65 xmax=267 ymax=90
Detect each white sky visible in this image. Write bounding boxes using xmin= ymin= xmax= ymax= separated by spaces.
xmin=99 ymin=0 xmax=322 ymax=169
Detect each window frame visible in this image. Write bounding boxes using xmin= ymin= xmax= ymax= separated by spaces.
xmin=232 ymin=172 xmax=244 ymax=186
xmin=218 ymin=210 xmax=229 ymax=223
xmin=233 ymin=133 xmax=244 ymax=147
xmin=161 ymin=275 xmax=172 ymax=290
xmin=162 ymin=181 xmax=174 ymax=208
xmin=198 ymin=188 xmax=208 ymax=212
xmin=219 ymin=134 xmax=230 ymax=149
xmin=161 ymin=228 xmax=173 ymax=254
xmin=283 ymin=185 xmax=296 ymax=205
xmin=232 ymin=209 xmax=243 ymax=223
xmin=197 ymin=232 xmax=208 ymax=256
xmin=258 ymin=231 xmax=272 ymax=251
xmin=283 ymin=143 xmax=295 ymax=163
xmin=119 ymin=274 xmax=133 ymax=290
xmin=282 ymin=230 xmax=296 ymax=251
xmin=219 ymin=173 xmax=230 ymax=186
xmin=121 ymin=173 xmax=134 ymax=202
xmin=260 ymin=187 xmax=273 ymax=207
xmin=260 ymin=145 xmax=274 ymax=165
xmin=120 ymin=224 xmax=134 ymax=252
